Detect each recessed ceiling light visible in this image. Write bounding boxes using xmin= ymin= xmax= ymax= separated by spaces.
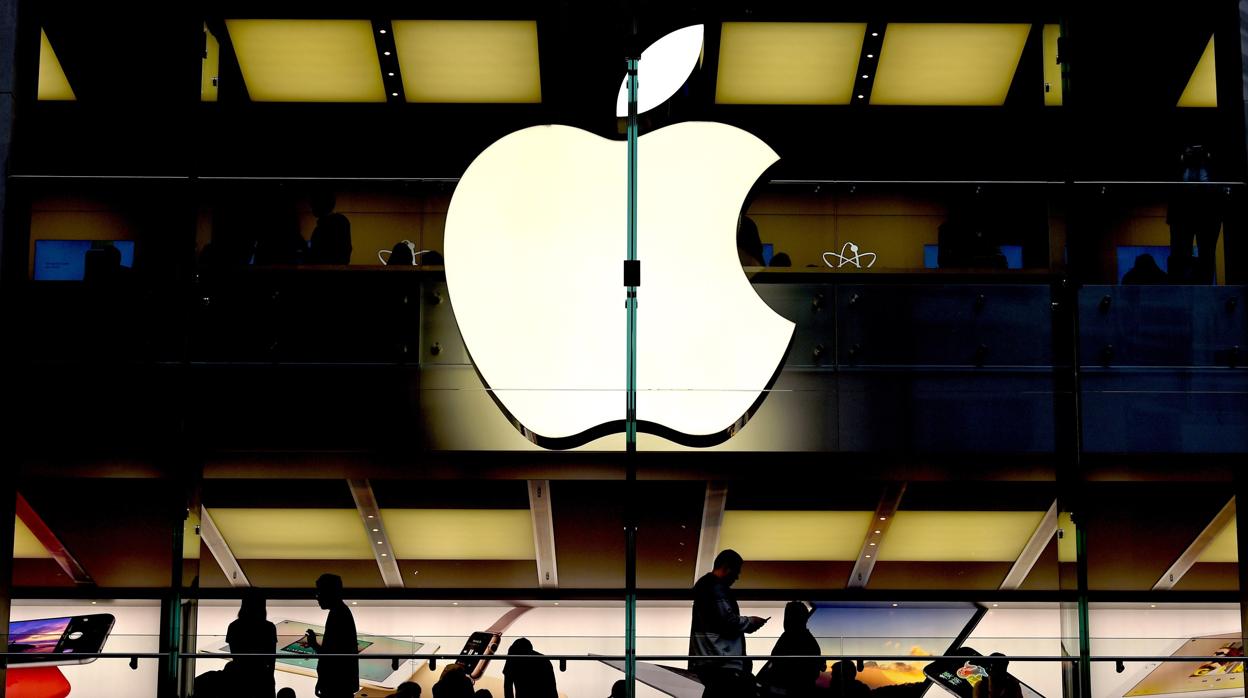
xmin=413 ymin=570 xmax=419 ymax=575
xmin=91 ymin=601 xmax=97 ymax=605
xmin=379 ymin=29 xmax=387 ymax=34
xmin=865 ymin=554 xmax=871 ymax=558
xmin=352 ymin=601 xmax=357 ymax=605
xmin=880 ymin=516 xmax=887 ymax=521
xmin=867 ymin=54 xmax=875 ymax=58
xmin=381 ymin=553 xmax=388 ymax=557
xmin=372 ymin=528 xmax=379 ymax=532
xmin=376 ymin=541 xmax=383 ymax=545
xmin=857 ymin=94 xmax=864 ymax=99
xmin=391 ymin=92 xmax=398 ymax=96
xmin=872 ymin=32 xmax=879 ymax=37
xmin=1150 ymin=604 xmax=1157 ymax=608
xmin=891 ymin=603 xmax=898 ymax=607
xmin=862 ymin=74 xmax=870 ymax=79
xmin=874 ymin=530 xmax=881 ymax=534
xmin=869 ymin=542 xmax=877 ymax=546
xmin=554 ymin=602 xmax=560 ymax=606
xmin=452 ymin=602 xmax=459 ymax=606
xmin=992 ymin=603 xmax=999 ymax=607
xmin=388 ymin=72 xmax=395 ymax=76
xmin=384 ymin=51 xmax=391 ymax=56
xmin=367 ymin=515 xmax=374 ymax=519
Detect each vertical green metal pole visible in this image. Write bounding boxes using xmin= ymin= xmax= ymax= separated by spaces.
xmin=624 ymin=56 xmax=639 ymax=698
xmin=1075 ymin=521 xmax=1092 ymax=698
xmin=626 ymin=58 xmax=639 ymax=451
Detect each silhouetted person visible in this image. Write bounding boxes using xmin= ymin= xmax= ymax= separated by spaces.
xmin=384 ymin=241 xmax=416 ymax=266
xmin=972 ymin=654 xmax=1022 ymax=698
xmin=83 ymin=243 xmax=123 ymax=284
xmin=307 ymin=192 xmax=352 ymax=265
xmin=421 ymin=250 xmax=445 ymax=266
xmin=1122 ymin=254 xmax=1168 ymax=284
xmin=278 ymin=689 xmax=297 ymax=698
xmin=250 ymin=186 xmax=306 ymax=265
xmin=388 ymin=682 xmax=422 ymax=698
xmin=609 ymin=680 xmax=627 ymax=698
xmin=1168 ymin=144 xmax=1224 ymax=284
xmin=738 ymin=216 xmax=765 ymax=266
xmin=226 ymin=589 xmax=278 ymax=698
xmin=762 ymin=602 xmax=822 ymax=698
xmin=938 ymin=192 xmax=1007 ymax=269
xmin=476 ymin=690 xmax=495 ymax=698
xmin=503 ymin=638 xmax=558 ymax=698
xmin=434 ymin=663 xmax=476 ymax=698
xmin=690 ymin=549 xmax=768 ymax=698
xmin=769 ymin=252 xmax=792 ymax=268
xmin=304 ymin=573 xmax=359 ymax=698
xmin=828 ymin=660 xmax=870 ymax=698
xmin=194 ymin=669 xmax=231 ymax=697
xmin=203 ymin=198 xmax=258 ymax=270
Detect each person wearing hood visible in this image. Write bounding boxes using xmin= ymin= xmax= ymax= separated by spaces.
xmin=689 ymin=549 xmax=769 ymax=697
xmin=760 ymin=602 xmax=823 ymax=698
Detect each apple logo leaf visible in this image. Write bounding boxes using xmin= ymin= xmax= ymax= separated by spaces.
xmin=615 ymin=25 xmax=704 ymax=117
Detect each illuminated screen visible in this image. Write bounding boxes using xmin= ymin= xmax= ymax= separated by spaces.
xmin=1125 ymin=634 xmax=1243 ymax=696
xmin=33 ymin=240 xmax=135 ymax=280
xmin=1115 ymin=245 xmax=1191 ymax=283
xmin=8 ymin=617 xmax=71 ymax=654
xmin=924 ymin=244 xmax=1023 ymax=270
xmin=276 ymin=621 xmax=422 ymax=683
xmin=808 ymin=603 xmax=980 ymax=689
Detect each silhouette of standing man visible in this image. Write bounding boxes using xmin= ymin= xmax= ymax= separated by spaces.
xmin=690 ymin=549 xmax=768 ymax=698
xmin=304 ymin=573 xmax=359 ymax=698
xmin=307 ymin=192 xmax=352 ymax=265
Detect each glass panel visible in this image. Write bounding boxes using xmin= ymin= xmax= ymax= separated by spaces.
xmin=1089 ymin=603 xmax=1243 ymax=698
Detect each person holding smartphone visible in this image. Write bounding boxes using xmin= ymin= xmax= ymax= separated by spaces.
xmin=689 ymin=549 xmax=769 ymax=698
xmin=972 ymin=654 xmax=1023 ymax=698
xmin=304 ymin=573 xmax=360 ymax=698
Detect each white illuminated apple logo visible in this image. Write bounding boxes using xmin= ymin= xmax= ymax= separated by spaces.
xmin=444 ymin=26 xmax=794 ymax=449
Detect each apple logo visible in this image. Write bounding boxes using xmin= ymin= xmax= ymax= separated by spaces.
xmin=444 ymin=26 xmax=795 ymax=449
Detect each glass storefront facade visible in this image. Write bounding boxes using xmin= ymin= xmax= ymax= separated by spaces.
xmin=1 ymin=3 xmax=1246 ymax=698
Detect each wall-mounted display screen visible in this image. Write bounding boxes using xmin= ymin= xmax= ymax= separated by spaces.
xmin=33 ymin=240 xmax=135 ymax=280
xmin=808 ymin=602 xmax=981 ymax=689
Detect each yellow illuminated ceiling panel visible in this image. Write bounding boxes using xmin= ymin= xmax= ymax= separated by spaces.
xmin=38 ymin=29 xmax=75 ymax=101
xmin=871 ymin=23 xmax=1031 ymax=106
xmin=202 ymin=24 xmax=219 ymax=102
xmin=392 ymin=20 xmax=541 ymax=103
xmin=716 ymin=22 xmax=866 ymax=105
xmin=1178 ymin=35 xmax=1217 ymax=108
xmin=208 ymin=508 xmax=373 ymax=559
xmin=1058 ymin=511 xmax=1076 ymax=562
xmin=13 ymin=516 xmax=52 ymax=558
xmin=1043 ymin=24 xmax=1063 ymax=106
xmin=878 ymin=511 xmax=1045 ymax=561
xmin=382 ymin=509 xmax=536 ymax=559
xmin=720 ymin=511 xmax=873 ymax=560
xmin=1197 ymin=517 xmax=1236 ymax=563
xmin=226 ymin=19 xmax=386 ymax=102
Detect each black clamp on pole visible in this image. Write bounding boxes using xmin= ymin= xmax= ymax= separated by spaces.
xmin=624 ymin=260 xmax=640 ymax=287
